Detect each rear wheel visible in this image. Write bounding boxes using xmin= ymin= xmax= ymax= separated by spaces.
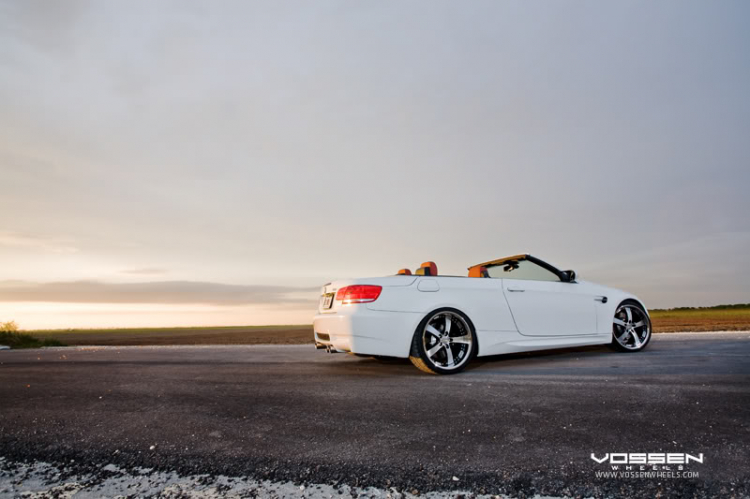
xmin=610 ymin=300 xmax=652 ymax=352
xmin=409 ymin=308 xmax=476 ymax=374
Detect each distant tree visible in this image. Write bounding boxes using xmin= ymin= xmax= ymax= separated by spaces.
xmin=1 ymin=320 xmax=19 ymax=332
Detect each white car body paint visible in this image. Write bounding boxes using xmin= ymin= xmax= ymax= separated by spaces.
xmin=313 ymin=271 xmax=648 ymax=359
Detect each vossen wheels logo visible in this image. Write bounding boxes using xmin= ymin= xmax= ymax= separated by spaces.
xmin=590 ymin=453 xmax=704 ymax=479
xmin=591 ymin=453 xmax=704 ymax=465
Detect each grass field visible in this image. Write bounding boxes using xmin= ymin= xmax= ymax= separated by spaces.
xmin=7 ymin=305 xmax=750 ymax=348
xmin=649 ymin=305 xmax=750 ymax=332
xmin=25 ymin=325 xmax=313 ymax=346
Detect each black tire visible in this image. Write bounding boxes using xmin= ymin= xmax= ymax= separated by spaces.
xmin=610 ymin=299 xmax=652 ymax=353
xmin=409 ymin=308 xmax=477 ymax=374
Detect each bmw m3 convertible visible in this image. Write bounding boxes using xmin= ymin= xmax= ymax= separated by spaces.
xmin=313 ymin=254 xmax=651 ymax=374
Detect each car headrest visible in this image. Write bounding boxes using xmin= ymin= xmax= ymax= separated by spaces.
xmin=468 ymin=265 xmax=489 ymax=278
xmin=397 ymin=268 xmax=412 ymax=275
xmin=415 ymin=261 xmax=437 ymax=276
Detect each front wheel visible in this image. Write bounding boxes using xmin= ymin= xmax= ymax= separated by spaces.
xmin=409 ymin=308 xmax=476 ymax=374
xmin=610 ymin=300 xmax=652 ymax=352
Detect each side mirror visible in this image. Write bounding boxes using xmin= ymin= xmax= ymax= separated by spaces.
xmin=564 ymin=270 xmax=577 ymax=282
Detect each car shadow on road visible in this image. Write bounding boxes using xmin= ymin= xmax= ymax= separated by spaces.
xmin=343 ymin=344 xmax=620 ymax=375
xmin=465 ymin=344 xmax=618 ymax=372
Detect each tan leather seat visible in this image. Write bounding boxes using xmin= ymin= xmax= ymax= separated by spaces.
xmin=397 ymin=268 xmax=412 ymax=275
xmin=468 ymin=265 xmax=489 ymax=278
xmin=415 ymin=261 xmax=438 ymax=276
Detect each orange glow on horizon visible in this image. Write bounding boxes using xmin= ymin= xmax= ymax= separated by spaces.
xmin=0 ymin=302 xmax=314 ymax=330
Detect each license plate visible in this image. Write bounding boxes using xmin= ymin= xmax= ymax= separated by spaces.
xmin=322 ymin=293 xmax=334 ymax=310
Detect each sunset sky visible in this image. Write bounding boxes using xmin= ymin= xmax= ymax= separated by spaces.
xmin=1 ymin=1 xmax=749 ymax=329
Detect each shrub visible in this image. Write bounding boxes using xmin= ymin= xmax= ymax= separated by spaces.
xmin=1 ymin=320 xmax=19 ymax=332
xmin=0 ymin=322 xmax=65 ymax=349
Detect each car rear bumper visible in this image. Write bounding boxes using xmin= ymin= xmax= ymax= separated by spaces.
xmin=313 ymin=307 xmax=421 ymax=358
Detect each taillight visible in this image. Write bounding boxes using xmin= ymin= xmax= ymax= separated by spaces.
xmin=335 ymin=285 xmax=382 ymax=304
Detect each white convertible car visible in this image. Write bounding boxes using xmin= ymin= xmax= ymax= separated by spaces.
xmin=313 ymin=254 xmax=651 ymax=374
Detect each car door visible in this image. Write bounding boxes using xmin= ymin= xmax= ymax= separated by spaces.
xmin=490 ymin=260 xmax=597 ymax=336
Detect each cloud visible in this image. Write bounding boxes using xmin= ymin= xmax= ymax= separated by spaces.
xmin=120 ymin=267 xmax=168 ymax=275
xmin=0 ymin=232 xmax=78 ymax=254
xmin=0 ymin=280 xmax=318 ymax=306
xmin=1 ymin=1 xmax=749 ymax=313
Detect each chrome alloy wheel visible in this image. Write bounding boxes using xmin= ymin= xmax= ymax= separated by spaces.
xmin=613 ymin=303 xmax=651 ymax=351
xmin=421 ymin=311 xmax=473 ymax=370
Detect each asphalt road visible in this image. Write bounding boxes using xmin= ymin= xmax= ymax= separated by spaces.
xmin=1 ymin=332 xmax=749 ymax=498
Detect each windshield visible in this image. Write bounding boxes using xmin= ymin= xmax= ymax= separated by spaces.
xmin=486 ymin=259 xmax=560 ymax=282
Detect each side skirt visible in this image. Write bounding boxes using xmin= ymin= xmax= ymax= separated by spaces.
xmin=476 ymin=333 xmax=612 ymax=357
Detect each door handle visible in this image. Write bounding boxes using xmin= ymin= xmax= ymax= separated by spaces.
xmin=507 ymin=288 xmax=525 ymax=292
xmin=595 ymin=296 xmax=608 ymax=303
